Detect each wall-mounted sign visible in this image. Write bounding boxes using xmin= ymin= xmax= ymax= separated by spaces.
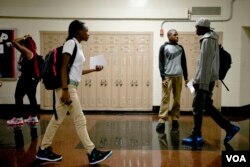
xmin=0 ymin=29 xmax=15 ymax=78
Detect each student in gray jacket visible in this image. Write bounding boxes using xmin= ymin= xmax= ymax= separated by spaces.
xmin=156 ymin=29 xmax=188 ymax=133
xmin=182 ymin=18 xmax=240 ymax=146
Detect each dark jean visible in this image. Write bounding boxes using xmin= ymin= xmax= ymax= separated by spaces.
xmin=14 ymin=77 xmax=39 ymax=118
xmin=192 ymin=82 xmax=232 ymax=135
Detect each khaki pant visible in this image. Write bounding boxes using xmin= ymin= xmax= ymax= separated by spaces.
xmin=158 ymin=76 xmax=182 ymax=123
xmin=40 ymin=85 xmax=95 ymax=154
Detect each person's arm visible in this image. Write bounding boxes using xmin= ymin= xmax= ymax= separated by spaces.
xmin=180 ymin=45 xmax=189 ymax=85
xmin=12 ymin=35 xmax=33 ymax=60
xmin=199 ymin=39 xmax=214 ymax=91
xmin=82 ymin=65 xmax=103 ymax=75
xmin=159 ymin=44 xmax=165 ymax=81
xmin=60 ymin=52 xmax=71 ymax=105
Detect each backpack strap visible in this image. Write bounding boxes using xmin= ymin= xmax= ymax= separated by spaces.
xmin=221 ymin=80 xmax=230 ymax=91
xmin=68 ymin=42 xmax=77 ymax=69
xmin=52 ymin=48 xmax=57 ymax=76
xmin=52 ymin=90 xmax=58 ymax=120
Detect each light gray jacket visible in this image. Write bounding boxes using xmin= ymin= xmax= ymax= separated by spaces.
xmin=194 ymin=31 xmax=220 ymax=91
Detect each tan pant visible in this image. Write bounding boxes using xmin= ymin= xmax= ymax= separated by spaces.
xmin=40 ymin=85 xmax=95 ymax=154
xmin=158 ymin=76 xmax=182 ymax=123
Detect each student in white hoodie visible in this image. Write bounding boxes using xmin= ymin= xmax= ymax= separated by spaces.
xmin=182 ymin=18 xmax=240 ymax=146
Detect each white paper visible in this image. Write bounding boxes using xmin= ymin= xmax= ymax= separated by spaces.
xmin=187 ymin=79 xmax=195 ymax=94
xmin=89 ymin=55 xmax=107 ymax=69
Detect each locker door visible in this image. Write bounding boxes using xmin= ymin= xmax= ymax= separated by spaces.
xmin=178 ymin=34 xmax=200 ymax=110
xmin=40 ymin=32 xmax=67 ymax=110
xmin=142 ymin=49 xmax=152 ymax=110
xmin=178 ymin=32 xmax=222 ymax=111
xmin=82 ymin=43 xmax=104 ymax=109
xmin=111 ymin=51 xmax=127 ymax=109
xmin=41 ymin=32 xmax=153 ymax=111
xmin=135 ymin=35 xmax=152 ymax=110
xmin=82 ymin=43 xmax=91 ymax=109
xmin=125 ymin=44 xmax=136 ymax=109
xmin=95 ymin=43 xmax=114 ymax=109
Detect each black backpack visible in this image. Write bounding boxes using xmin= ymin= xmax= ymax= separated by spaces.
xmin=40 ymin=42 xmax=77 ymax=119
xmin=40 ymin=42 xmax=77 ymax=90
xmin=219 ymin=44 xmax=232 ymax=91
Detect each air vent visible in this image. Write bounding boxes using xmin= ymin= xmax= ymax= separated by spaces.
xmin=192 ymin=7 xmax=221 ymax=15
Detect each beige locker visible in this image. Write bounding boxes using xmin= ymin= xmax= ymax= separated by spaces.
xmin=40 ymin=31 xmax=221 ymax=112
xmin=95 ymin=47 xmax=112 ymax=109
xmin=126 ymin=35 xmax=152 ymax=110
xmin=40 ymin=32 xmax=152 ymax=111
xmin=175 ymin=32 xmax=222 ymax=111
xmin=111 ymin=50 xmax=127 ymax=109
xmin=40 ymin=32 xmax=67 ymax=110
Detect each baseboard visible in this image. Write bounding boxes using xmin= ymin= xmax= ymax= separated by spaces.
xmin=153 ymin=105 xmax=250 ymax=117
xmin=0 ymin=104 xmax=249 ymax=117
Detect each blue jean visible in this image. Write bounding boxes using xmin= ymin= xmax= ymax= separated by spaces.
xmin=192 ymin=82 xmax=232 ymax=135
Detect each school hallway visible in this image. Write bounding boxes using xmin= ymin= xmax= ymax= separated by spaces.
xmin=0 ymin=112 xmax=249 ymax=167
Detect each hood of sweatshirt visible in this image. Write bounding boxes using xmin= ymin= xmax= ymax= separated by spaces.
xmin=200 ymin=31 xmax=218 ymax=41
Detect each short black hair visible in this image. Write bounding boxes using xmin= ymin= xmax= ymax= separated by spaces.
xmin=167 ymin=29 xmax=177 ymax=38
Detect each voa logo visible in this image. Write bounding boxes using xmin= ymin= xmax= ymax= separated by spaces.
xmin=226 ymin=154 xmax=247 ymax=163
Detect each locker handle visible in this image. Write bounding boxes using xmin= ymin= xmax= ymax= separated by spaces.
xmin=131 ymin=81 xmax=134 ymax=86
xmin=146 ymin=81 xmax=150 ymax=86
xmin=101 ymin=80 xmax=107 ymax=86
xmin=135 ymin=80 xmax=138 ymax=87
xmin=115 ymin=80 xmax=119 ymax=86
xmin=101 ymin=79 xmax=107 ymax=86
xmin=119 ymin=80 xmax=123 ymax=86
xmin=89 ymin=80 xmax=91 ymax=87
xmin=85 ymin=79 xmax=91 ymax=86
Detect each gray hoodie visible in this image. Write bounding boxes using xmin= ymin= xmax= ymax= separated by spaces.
xmin=159 ymin=42 xmax=188 ymax=81
xmin=194 ymin=31 xmax=220 ymax=91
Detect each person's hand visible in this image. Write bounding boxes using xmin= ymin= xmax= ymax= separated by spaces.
xmin=60 ymin=90 xmax=72 ymax=105
xmin=185 ymin=79 xmax=189 ymax=87
xmin=23 ymin=34 xmax=31 ymax=39
xmin=0 ymin=80 xmax=2 ymax=87
xmin=162 ymin=79 xmax=168 ymax=87
xmin=95 ymin=65 xmax=104 ymax=71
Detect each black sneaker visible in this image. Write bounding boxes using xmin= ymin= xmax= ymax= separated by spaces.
xmin=88 ymin=148 xmax=112 ymax=165
xmin=172 ymin=120 xmax=179 ymax=129
xmin=224 ymin=125 xmax=240 ymax=143
xmin=156 ymin=123 xmax=165 ymax=133
xmin=182 ymin=134 xmax=204 ymax=146
xmin=36 ymin=147 xmax=62 ymax=162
